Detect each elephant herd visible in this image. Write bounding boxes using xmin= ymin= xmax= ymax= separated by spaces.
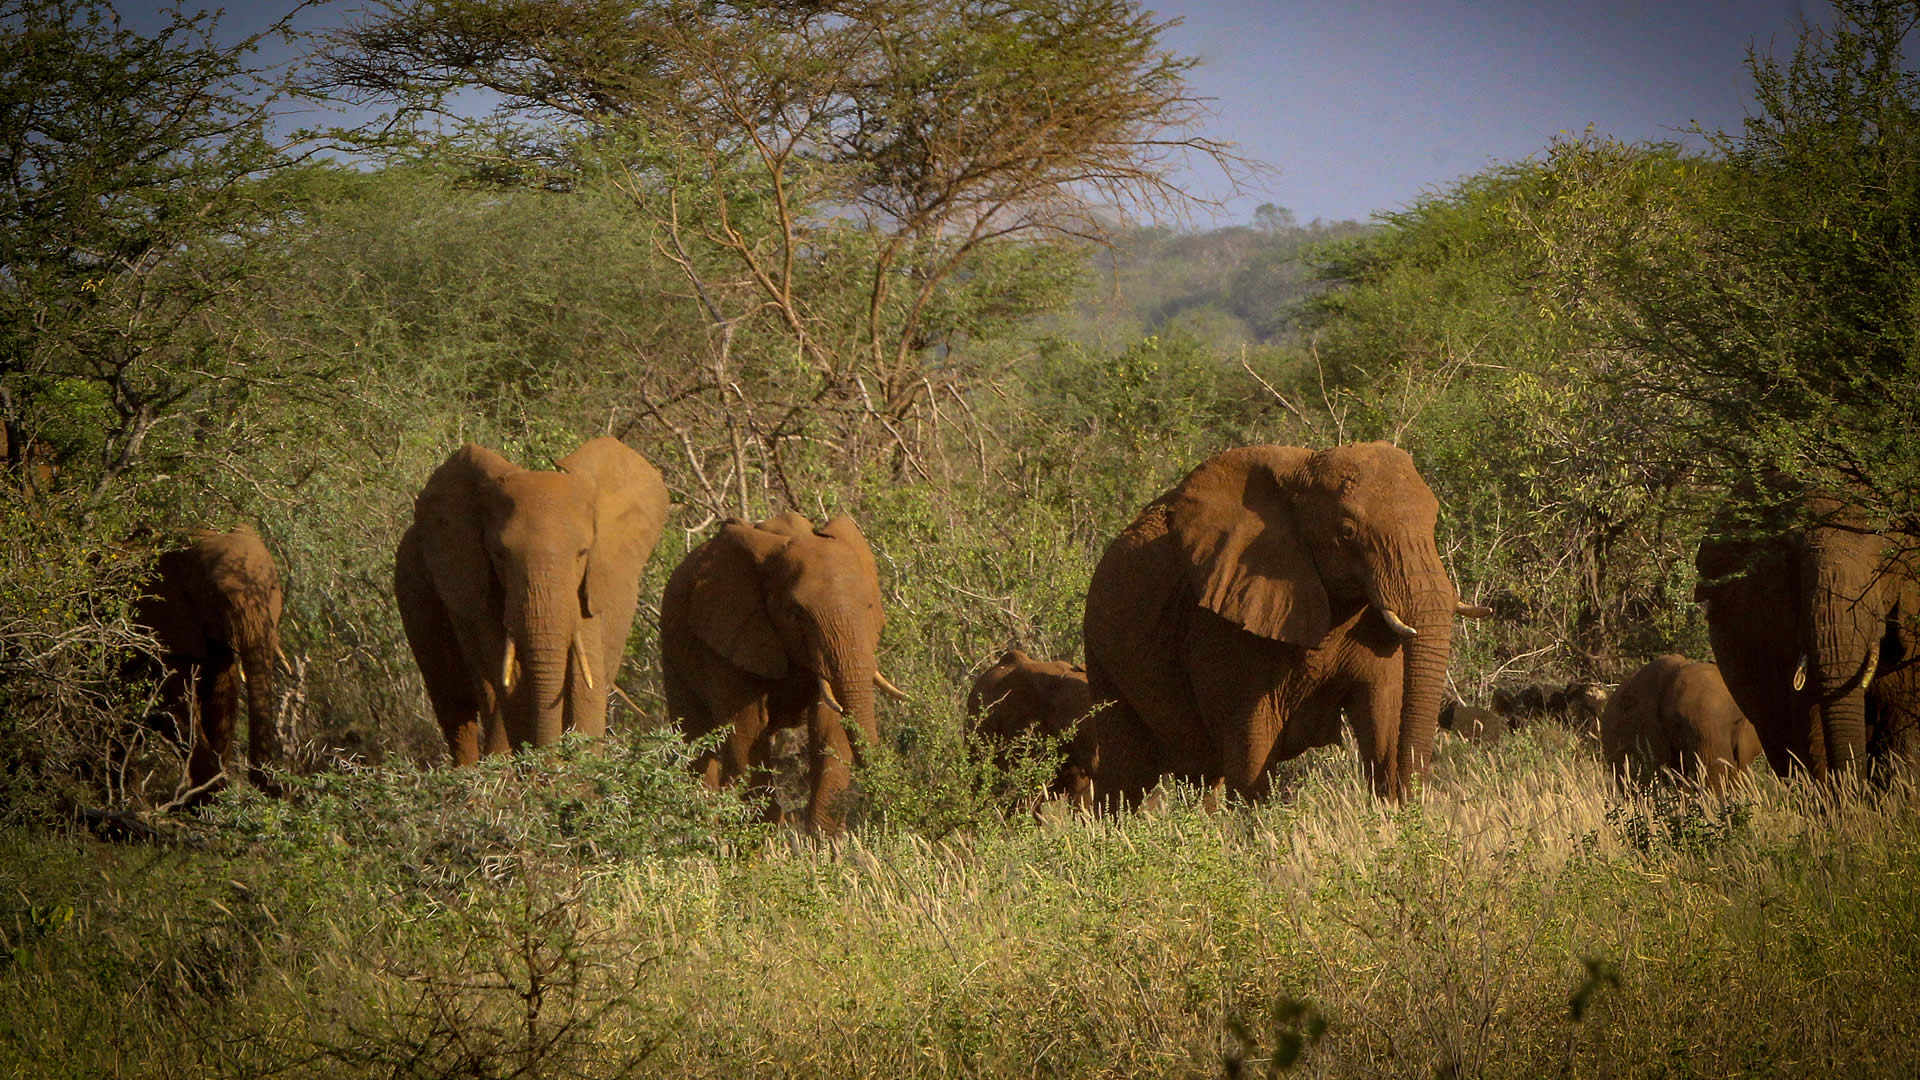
xmin=133 ymin=438 xmax=1920 ymax=829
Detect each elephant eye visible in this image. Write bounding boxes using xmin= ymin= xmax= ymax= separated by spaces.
xmin=1337 ymin=519 xmax=1360 ymax=543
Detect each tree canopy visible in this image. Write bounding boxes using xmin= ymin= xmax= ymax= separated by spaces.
xmin=313 ymin=0 xmax=1245 ymax=513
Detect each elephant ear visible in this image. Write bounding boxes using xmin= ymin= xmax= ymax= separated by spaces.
xmin=1169 ymin=444 xmax=1330 ymax=646
xmin=688 ymin=522 xmax=792 ymax=679
xmin=558 ymin=438 xmax=669 ymax=617
xmin=415 ymin=444 xmax=519 ymax=621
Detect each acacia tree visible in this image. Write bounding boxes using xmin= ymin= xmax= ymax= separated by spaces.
xmin=0 ymin=0 xmax=313 ymax=513
xmin=315 ymin=0 xmax=1241 ymax=519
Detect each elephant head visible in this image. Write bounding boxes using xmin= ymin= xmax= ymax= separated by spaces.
xmin=395 ymin=438 xmax=668 ymax=763
xmin=967 ymin=648 xmax=1095 ymax=801
xmin=1695 ymin=495 xmax=1918 ymax=779
xmin=663 ymin=512 xmax=899 ymax=833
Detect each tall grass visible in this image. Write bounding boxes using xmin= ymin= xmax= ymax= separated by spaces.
xmin=4 ymin=726 xmax=1916 ymax=1078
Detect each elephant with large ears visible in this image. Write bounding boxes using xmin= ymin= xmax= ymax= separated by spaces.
xmin=661 ymin=512 xmax=904 ymax=835
xmin=1084 ymin=442 xmax=1484 ymax=806
xmin=1600 ymin=654 xmax=1762 ymax=792
xmin=133 ymin=525 xmax=284 ymax=800
xmin=967 ymin=648 xmax=1096 ymax=804
xmin=394 ymin=438 xmax=669 ymax=764
xmin=1694 ymin=495 xmax=1919 ymax=779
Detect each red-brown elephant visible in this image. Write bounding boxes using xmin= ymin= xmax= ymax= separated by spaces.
xmin=1083 ymin=442 xmax=1483 ymax=806
xmin=967 ymin=648 xmax=1096 ymax=803
xmin=661 ymin=513 xmax=904 ymax=835
xmin=134 ymin=525 xmax=284 ymax=800
xmin=1695 ymin=496 xmax=1919 ymax=779
xmin=394 ymin=438 xmax=669 ymax=764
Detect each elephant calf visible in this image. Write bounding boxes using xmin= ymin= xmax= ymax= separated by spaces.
xmin=1600 ymin=654 xmax=1761 ymax=791
xmin=967 ymin=648 xmax=1096 ymax=804
xmin=1440 ymin=701 xmax=1507 ymax=744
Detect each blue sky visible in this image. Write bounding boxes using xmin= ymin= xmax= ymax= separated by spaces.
xmin=184 ymin=0 xmax=1818 ymax=225
xmin=1157 ymin=0 xmax=1814 ymax=223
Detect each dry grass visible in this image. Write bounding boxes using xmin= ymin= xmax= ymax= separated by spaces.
xmin=3 ymin=727 xmax=1917 ymax=1078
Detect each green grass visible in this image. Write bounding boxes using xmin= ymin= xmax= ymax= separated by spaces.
xmin=3 ymin=726 xmax=1917 ymax=1078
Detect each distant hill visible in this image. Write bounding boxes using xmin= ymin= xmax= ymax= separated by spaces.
xmin=1056 ymin=206 xmax=1375 ymax=350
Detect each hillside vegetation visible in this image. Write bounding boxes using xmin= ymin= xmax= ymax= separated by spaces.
xmin=3 ymin=0 xmax=1919 ymax=1076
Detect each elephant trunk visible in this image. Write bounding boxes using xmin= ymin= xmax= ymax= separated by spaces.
xmin=1812 ymin=664 xmax=1870 ymax=779
xmin=822 ymin=649 xmax=879 ymax=761
xmin=1383 ymin=533 xmax=1457 ymax=798
xmin=1805 ymin=539 xmax=1877 ymax=778
xmin=236 ymin=612 xmax=280 ymax=778
xmin=805 ymin=614 xmax=879 ymax=834
xmin=509 ymin=569 xmax=576 ymax=749
xmin=567 ymin=624 xmax=611 ymax=738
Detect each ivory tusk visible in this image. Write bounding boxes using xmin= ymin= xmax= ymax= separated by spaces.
xmin=1862 ymin=644 xmax=1879 ymax=692
xmin=1792 ymin=654 xmax=1807 ymax=692
xmin=1377 ymin=606 xmax=1419 ymax=640
xmin=874 ymin=670 xmax=909 ymax=700
xmin=574 ymin=631 xmax=596 ymax=691
xmin=1456 ymin=601 xmax=1494 ymax=618
xmin=501 ymin=638 xmax=517 ymax=692
xmin=818 ymin=676 xmax=845 ymax=714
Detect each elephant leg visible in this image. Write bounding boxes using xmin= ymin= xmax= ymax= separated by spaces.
xmin=804 ymin=701 xmax=856 ymax=834
xmin=713 ymin=707 xmax=773 ymax=791
xmin=153 ymin=663 xmax=195 ymax=751
xmin=1345 ymin=681 xmax=1403 ymax=799
xmin=396 ymin=531 xmax=488 ymax=765
xmin=187 ymin=658 xmax=239 ymax=796
xmin=1085 ymin=696 xmax=1163 ymax=812
xmin=684 ymin=672 xmax=781 ymax=822
xmin=1187 ymin=615 xmax=1289 ymax=802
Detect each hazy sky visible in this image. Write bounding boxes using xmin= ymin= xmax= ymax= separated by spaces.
xmin=1156 ymin=0 xmax=1815 ymax=223
xmin=185 ymin=0 xmax=1819 ymax=226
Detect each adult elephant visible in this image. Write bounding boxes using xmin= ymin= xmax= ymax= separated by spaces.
xmin=661 ymin=512 xmax=904 ymax=835
xmin=1599 ymin=654 xmax=1761 ymax=791
xmin=133 ymin=525 xmax=284 ymax=799
xmin=1084 ymin=442 xmax=1483 ymax=805
xmin=967 ymin=648 xmax=1095 ymax=803
xmin=394 ymin=438 xmax=668 ymax=764
xmin=1694 ymin=496 xmax=1919 ymax=779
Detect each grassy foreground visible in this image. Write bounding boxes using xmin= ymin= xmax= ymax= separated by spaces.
xmin=3 ymin=727 xmax=1917 ymax=1079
